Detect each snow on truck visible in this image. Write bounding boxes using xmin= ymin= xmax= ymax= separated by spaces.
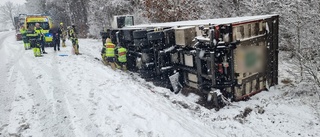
xmin=100 ymin=14 xmax=279 ymax=109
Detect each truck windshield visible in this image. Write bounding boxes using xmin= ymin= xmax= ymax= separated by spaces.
xmin=125 ymin=16 xmax=133 ymax=27
xmin=27 ymin=22 xmax=50 ymax=30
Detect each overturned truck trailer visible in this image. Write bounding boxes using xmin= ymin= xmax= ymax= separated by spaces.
xmin=101 ymin=14 xmax=279 ymax=108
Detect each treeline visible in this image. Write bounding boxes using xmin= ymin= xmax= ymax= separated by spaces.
xmin=24 ymin=0 xmax=320 ymax=53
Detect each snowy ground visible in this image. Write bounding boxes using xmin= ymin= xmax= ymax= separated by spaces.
xmin=0 ymin=31 xmax=319 ymax=137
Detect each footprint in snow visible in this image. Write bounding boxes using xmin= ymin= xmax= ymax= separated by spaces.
xmin=115 ymin=125 xmax=122 ymax=133
xmin=85 ymin=125 xmax=92 ymax=131
xmin=135 ymin=129 xmax=145 ymax=137
xmin=89 ymin=92 xmax=94 ymax=98
xmin=104 ymin=116 xmax=112 ymax=125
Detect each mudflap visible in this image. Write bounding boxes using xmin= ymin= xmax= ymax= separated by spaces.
xmin=169 ymin=72 xmax=183 ymax=94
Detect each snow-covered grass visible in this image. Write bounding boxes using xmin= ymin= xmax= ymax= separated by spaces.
xmin=0 ymin=31 xmax=319 ymax=137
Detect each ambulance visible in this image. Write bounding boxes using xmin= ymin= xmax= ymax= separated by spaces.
xmin=24 ymin=15 xmax=53 ymax=45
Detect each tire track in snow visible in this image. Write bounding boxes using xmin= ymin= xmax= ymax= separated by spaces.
xmin=52 ymin=53 xmax=127 ymax=136
xmin=0 ymin=66 xmax=19 ymax=134
xmin=15 ymin=56 xmax=76 ymax=137
xmin=5 ymin=69 xmax=43 ymax=136
xmin=0 ymin=31 xmax=26 ymax=129
xmin=0 ymin=31 xmax=12 ymax=50
xmin=49 ymin=52 xmax=104 ymax=136
xmin=21 ymin=48 xmax=104 ymax=136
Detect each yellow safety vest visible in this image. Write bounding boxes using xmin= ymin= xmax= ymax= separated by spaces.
xmin=117 ymin=47 xmax=127 ymax=63
xmin=105 ymin=43 xmax=115 ymax=57
xmin=20 ymin=28 xmax=26 ymax=35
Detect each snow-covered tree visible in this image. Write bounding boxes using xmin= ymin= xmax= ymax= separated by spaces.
xmin=87 ymin=0 xmax=135 ymax=37
xmin=0 ymin=2 xmax=27 ymax=29
xmin=25 ymin=0 xmax=47 ymax=14
xmin=143 ymin=0 xmax=206 ymax=22
xmin=0 ymin=2 xmax=16 ymax=28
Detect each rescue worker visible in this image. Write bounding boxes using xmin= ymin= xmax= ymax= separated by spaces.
xmin=104 ymin=38 xmax=116 ymax=70
xmin=20 ymin=26 xmax=29 ymax=50
xmin=68 ymin=24 xmax=80 ymax=55
xmin=26 ymin=24 xmax=42 ymax=57
xmin=34 ymin=23 xmax=47 ymax=54
xmin=59 ymin=22 xmax=67 ymax=47
xmin=49 ymin=24 xmax=62 ymax=51
xmin=101 ymin=39 xmax=107 ymax=65
xmin=115 ymin=45 xmax=127 ymax=71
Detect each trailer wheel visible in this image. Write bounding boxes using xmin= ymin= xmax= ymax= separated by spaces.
xmin=147 ymin=31 xmax=165 ymax=41
xmin=133 ymin=30 xmax=148 ymax=39
xmin=134 ymin=39 xmax=149 ymax=48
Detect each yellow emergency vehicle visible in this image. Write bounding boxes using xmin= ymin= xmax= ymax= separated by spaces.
xmin=24 ymin=15 xmax=53 ymax=44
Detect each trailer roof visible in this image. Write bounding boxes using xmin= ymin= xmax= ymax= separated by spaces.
xmin=125 ymin=14 xmax=278 ymax=29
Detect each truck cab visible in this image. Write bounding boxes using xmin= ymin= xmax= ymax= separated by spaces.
xmin=101 ymin=15 xmax=134 ymax=46
xmin=111 ymin=15 xmax=134 ymax=29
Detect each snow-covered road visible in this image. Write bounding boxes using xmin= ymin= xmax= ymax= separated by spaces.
xmin=0 ymin=31 xmax=319 ymax=137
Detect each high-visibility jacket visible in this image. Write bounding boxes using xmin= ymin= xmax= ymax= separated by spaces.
xmin=20 ymin=28 xmax=26 ymax=35
xmin=20 ymin=28 xmax=28 ymax=43
xmin=26 ymin=30 xmax=40 ymax=38
xmin=69 ymin=28 xmax=74 ymax=38
xmin=34 ymin=27 xmax=43 ymax=35
xmin=34 ymin=27 xmax=44 ymax=40
xmin=105 ymin=42 xmax=116 ymax=57
xmin=69 ymin=28 xmax=78 ymax=39
xmin=60 ymin=26 xmax=66 ymax=38
xmin=117 ymin=47 xmax=127 ymax=63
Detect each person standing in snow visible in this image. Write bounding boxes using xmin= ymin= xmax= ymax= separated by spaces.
xmin=49 ymin=24 xmax=62 ymax=51
xmin=104 ymin=38 xmax=117 ymax=70
xmin=20 ymin=25 xmax=29 ymax=50
xmin=26 ymin=24 xmax=42 ymax=57
xmin=59 ymin=22 xmax=67 ymax=47
xmin=34 ymin=23 xmax=47 ymax=54
xmin=68 ymin=24 xmax=80 ymax=55
xmin=115 ymin=45 xmax=127 ymax=71
xmin=101 ymin=39 xmax=107 ymax=65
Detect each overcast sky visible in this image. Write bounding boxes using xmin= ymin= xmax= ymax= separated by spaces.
xmin=0 ymin=0 xmax=26 ymax=5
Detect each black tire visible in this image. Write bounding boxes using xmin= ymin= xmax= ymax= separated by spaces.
xmin=147 ymin=31 xmax=164 ymax=41
xmin=133 ymin=30 xmax=147 ymax=39
xmin=134 ymin=39 xmax=149 ymax=48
